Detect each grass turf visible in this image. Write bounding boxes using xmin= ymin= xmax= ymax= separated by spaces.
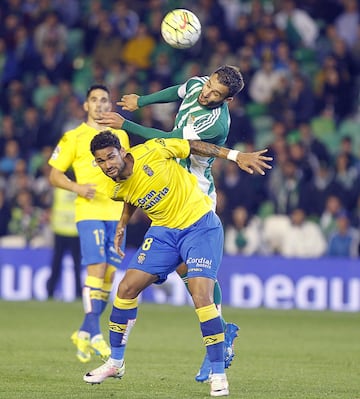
xmin=1 ymin=300 xmax=359 ymax=399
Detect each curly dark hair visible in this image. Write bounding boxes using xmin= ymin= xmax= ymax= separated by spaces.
xmin=90 ymin=130 xmax=121 ymax=155
xmin=214 ymin=65 xmax=245 ymax=97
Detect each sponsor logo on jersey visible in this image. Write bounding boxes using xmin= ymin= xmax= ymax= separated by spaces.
xmin=187 ymin=257 xmax=212 ymax=269
xmin=137 ymin=187 xmax=169 ymax=210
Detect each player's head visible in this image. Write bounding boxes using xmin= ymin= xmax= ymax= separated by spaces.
xmin=91 ymin=131 xmax=127 ymax=180
xmin=84 ymin=84 xmax=112 ymax=121
xmin=198 ymin=65 xmax=244 ymax=109
xmin=214 ymin=65 xmax=245 ymax=97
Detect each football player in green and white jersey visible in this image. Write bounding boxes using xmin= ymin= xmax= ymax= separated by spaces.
xmin=95 ymin=65 xmax=245 ymax=382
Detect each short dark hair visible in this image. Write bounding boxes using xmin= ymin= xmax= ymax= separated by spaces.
xmin=213 ymin=65 xmax=245 ymax=97
xmin=86 ymin=84 xmax=110 ymax=99
xmin=90 ymin=130 xmax=121 ymax=155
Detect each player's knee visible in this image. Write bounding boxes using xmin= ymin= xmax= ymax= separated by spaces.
xmin=87 ymin=262 xmax=107 ymax=278
xmin=191 ymin=291 xmax=213 ymax=309
xmin=117 ymin=280 xmax=140 ymax=299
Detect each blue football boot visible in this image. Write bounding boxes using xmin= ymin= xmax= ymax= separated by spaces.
xmin=195 ymin=353 xmax=211 ymax=382
xmin=224 ymin=323 xmax=239 ymax=368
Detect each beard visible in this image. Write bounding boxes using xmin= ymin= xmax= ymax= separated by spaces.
xmin=198 ymin=93 xmax=223 ymax=109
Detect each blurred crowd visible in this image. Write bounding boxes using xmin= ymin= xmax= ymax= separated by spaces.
xmin=0 ymin=0 xmax=360 ymax=258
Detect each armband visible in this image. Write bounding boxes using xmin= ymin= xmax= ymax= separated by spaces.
xmin=227 ymin=150 xmax=239 ymax=162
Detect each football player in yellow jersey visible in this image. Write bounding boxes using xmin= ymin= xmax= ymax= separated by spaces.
xmin=48 ymin=85 xmax=130 ymax=363
xmin=95 ymin=66 xmax=246 ymax=382
xmin=83 ymin=131 xmax=272 ymax=397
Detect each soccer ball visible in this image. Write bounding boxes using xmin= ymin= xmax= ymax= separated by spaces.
xmin=161 ymin=9 xmax=201 ymax=49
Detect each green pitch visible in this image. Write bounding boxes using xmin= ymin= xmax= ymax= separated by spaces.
xmin=1 ymin=300 xmax=359 ymax=399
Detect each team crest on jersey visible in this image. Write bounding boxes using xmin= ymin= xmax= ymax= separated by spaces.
xmin=155 ymin=138 xmax=165 ymax=146
xmin=143 ymin=165 xmax=154 ymax=176
xmin=137 ymin=252 xmax=146 ymax=264
xmin=186 ymin=114 xmax=195 ymax=125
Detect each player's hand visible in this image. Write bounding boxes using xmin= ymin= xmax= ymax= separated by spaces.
xmin=114 ymin=225 xmax=126 ymax=258
xmin=95 ymin=112 xmax=125 ymax=129
xmin=117 ymin=94 xmax=139 ymax=111
xmin=76 ymin=183 xmax=96 ymax=199
xmin=236 ymin=149 xmax=273 ymax=175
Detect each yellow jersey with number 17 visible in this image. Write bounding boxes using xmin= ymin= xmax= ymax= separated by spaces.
xmin=49 ymin=122 xmax=130 ymax=222
xmin=105 ymin=138 xmax=212 ymax=229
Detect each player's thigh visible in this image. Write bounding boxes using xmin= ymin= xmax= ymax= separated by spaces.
xmin=77 ymin=220 xmax=109 ymax=266
xmin=181 ymin=212 xmax=224 ymax=280
xmin=127 ymin=226 xmax=182 ymax=284
xmin=118 ymin=269 xmax=159 ymax=298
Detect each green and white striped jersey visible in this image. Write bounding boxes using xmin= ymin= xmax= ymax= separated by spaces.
xmin=123 ymin=75 xmax=231 ymax=202
xmin=176 ymin=76 xmax=230 ymax=199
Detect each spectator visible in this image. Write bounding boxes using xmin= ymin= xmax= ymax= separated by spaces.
xmin=218 ymin=160 xmax=264 ymax=216
xmin=227 ymin=96 xmax=256 ymax=147
xmin=333 ymin=152 xmax=360 ymax=211
xmin=274 ymin=0 xmax=319 ymax=49
xmin=8 ymin=188 xmax=48 ymax=246
xmin=288 ymin=73 xmax=315 ymax=124
xmin=91 ymin=19 xmax=123 ymax=69
xmin=249 ymin=57 xmax=283 ymax=105
xmin=319 ymin=194 xmax=344 ymax=239
xmin=0 ymin=188 xmax=11 ymax=237
xmin=33 ymin=10 xmax=68 ymax=55
xmin=288 ymin=139 xmax=318 ymax=184
xmin=279 ymin=208 xmax=327 ymax=258
xmin=17 ymin=106 xmax=40 ymax=158
xmin=6 ymin=158 xmax=34 ymax=202
xmin=13 ymin=25 xmax=38 ymax=80
xmin=36 ymin=41 xmax=73 ymax=84
xmin=0 ymin=139 xmax=21 ymax=177
xmin=299 ymin=161 xmax=342 ymax=217
xmin=327 ymin=211 xmax=360 ymax=258
xmin=121 ymin=23 xmax=156 ymax=70
xmin=268 ymin=158 xmax=304 ymax=215
xmin=339 ymin=136 xmax=358 ymax=167
xmin=109 ymin=0 xmax=139 ymax=41
xmin=334 ymin=0 xmax=359 ymax=49
xmin=0 ymin=115 xmax=17 ymax=158
xmin=47 ymin=186 xmax=82 ymax=299
xmin=298 ymin=122 xmax=331 ymax=166
xmin=224 ymin=206 xmax=263 ymax=255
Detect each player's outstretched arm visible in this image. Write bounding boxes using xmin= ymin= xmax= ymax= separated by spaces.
xmin=95 ymin=112 xmax=183 ymax=139
xmin=189 ymin=140 xmax=273 ymax=175
xmin=117 ymin=85 xmax=181 ymax=111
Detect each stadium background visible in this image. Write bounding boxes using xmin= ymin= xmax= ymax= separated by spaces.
xmin=0 ymin=0 xmax=360 ymax=302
